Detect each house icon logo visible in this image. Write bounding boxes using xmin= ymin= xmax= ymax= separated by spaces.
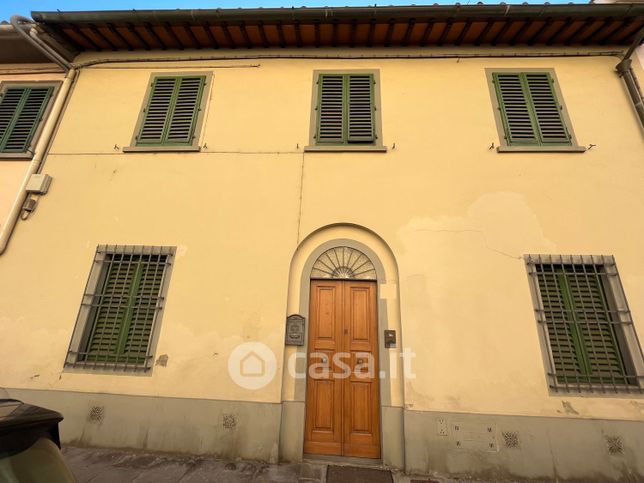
xmin=228 ymin=341 xmax=277 ymax=390
xmin=240 ymin=351 xmax=265 ymax=377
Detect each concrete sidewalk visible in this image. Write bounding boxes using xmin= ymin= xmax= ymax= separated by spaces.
xmin=62 ymin=447 xmax=456 ymax=483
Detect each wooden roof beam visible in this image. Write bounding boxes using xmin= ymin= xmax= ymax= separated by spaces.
xmin=564 ymin=17 xmax=592 ymax=45
xmin=142 ymin=22 xmax=163 ymax=49
xmin=202 ymin=21 xmax=219 ymax=49
xmin=221 ymin=22 xmax=237 ymax=49
xmin=491 ymin=19 xmax=512 ymax=45
xmin=508 ymin=19 xmax=532 ymax=46
xmin=350 ymin=19 xmax=358 ymax=48
xmin=526 ymin=17 xmax=552 ymax=45
xmin=69 ymin=24 xmax=100 ymax=50
xmin=124 ymin=23 xmax=150 ymax=50
xmin=240 ymin=22 xmax=253 ymax=49
xmin=163 ymin=22 xmax=184 ymax=49
xmin=455 ymin=19 xmax=472 ymax=46
xmin=384 ymin=18 xmax=395 ymax=47
xmin=183 ymin=23 xmax=201 ymax=49
xmin=106 ymin=23 xmax=133 ymax=50
xmin=257 ymin=21 xmax=269 ymax=48
xmin=474 ymin=18 xmax=493 ymax=45
xmin=437 ymin=18 xmax=453 ymax=46
xmin=545 ymin=17 xmax=572 ymax=45
xmin=314 ymin=20 xmax=321 ymax=48
xmin=367 ymin=18 xmax=376 ymax=47
xmin=277 ymin=21 xmax=286 ymax=48
xmin=402 ymin=18 xmax=415 ymax=47
xmin=88 ymin=23 xmax=116 ymax=50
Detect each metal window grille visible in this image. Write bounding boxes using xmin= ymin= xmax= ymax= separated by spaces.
xmin=526 ymin=255 xmax=643 ymax=394
xmin=66 ymin=245 xmax=175 ymax=372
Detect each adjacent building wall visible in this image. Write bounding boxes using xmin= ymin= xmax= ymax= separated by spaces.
xmin=0 ymin=68 xmax=65 ymax=231
xmin=0 ymin=46 xmax=642 ymax=479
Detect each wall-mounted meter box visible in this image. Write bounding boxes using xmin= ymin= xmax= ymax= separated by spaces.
xmin=26 ymin=174 xmax=52 ymax=195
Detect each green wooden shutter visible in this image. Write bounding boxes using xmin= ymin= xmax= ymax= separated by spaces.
xmin=137 ymin=76 xmax=205 ymax=146
xmin=565 ymin=270 xmax=627 ymax=382
xmin=124 ymin=259 xmax=165 ymax=358
xmin=84 ymin=254 xmax=167 ymax=364
xmin=347 ymin=74 xmax=375 ymax=143
xmin=538 ymin=265 xmax=628 ymax=385
xmin=137 ymin=78 xmax=175 ymax=145
xmin=494 ymin=73 xmax=539 ymax=146
xmin=85 ymin=256 xmax=137 ymax=361
xmin=0 ymin=86 xmax=54 ymax=153
xmin=494 ymin=72 xmax=571 ymax=147
xmin=524 ymin=73 xmax=570 ymax=145
xmin=316 ymin=74 xmax=345 ymax=144
xmin=538 ymin=272 xmax=586 ymax=377
xmin=316 ymin=73 xmax=376 ymax=145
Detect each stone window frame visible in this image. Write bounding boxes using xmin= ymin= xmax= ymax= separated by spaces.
xmin=305 ymin=69 xmax=386 ymax=153
xmin=486 ymin=68 xmax=585 ymax=153
xmin=525 ymin=254 xmax=644 ymax=394
xmin=64 ymin=244 xmax=176 ymax=374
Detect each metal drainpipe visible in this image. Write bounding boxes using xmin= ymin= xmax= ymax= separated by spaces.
xmin=10 ymin=15 xmax=70 ymax=73
xmin=0 ymin=17 xmax=76 ymax=255
xmin=616 ymin=27 xmax=644 ymax=129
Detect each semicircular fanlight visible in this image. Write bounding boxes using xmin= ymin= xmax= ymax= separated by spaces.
xmin=311 ymin=246 xmax=376 ymax=280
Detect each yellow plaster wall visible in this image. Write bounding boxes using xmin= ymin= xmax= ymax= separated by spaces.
xmin=0 ymin=49 xmax=642 ymax=421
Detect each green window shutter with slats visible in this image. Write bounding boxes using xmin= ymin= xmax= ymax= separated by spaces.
xmin=136 ymin=76 xmax=205 ymax=146
xmin=538 ymin=266 xmax=628 ymax=385
xmin=493 ymin=72 xmax=571 ymax=147
xmin=317 ymin=74 xmax=345 ymax=144
xmin=84 ymin=254 xmax=167 ymax=365
xmin=0 ymin=86 xmax=54 ymax=153
xmin=316 ymin=73 xmax=375 ymax=145
xmin=538 ymin=272 xmax=586 ymax=377
xmin=563 ymin=270 xmax=627 ymax=382
xmin=347 ymin=74 xmax=375 ymax=143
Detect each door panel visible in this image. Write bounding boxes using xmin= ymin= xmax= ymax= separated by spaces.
xmin=304 ymin=279 xmax=380 ymax=459
xmin=342 ymin=282 xmax=380 ymax=458
xmin=304 ymin=281 xmax=343 ymax=456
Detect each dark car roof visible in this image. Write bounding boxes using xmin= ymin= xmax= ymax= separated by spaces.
xmin=0 ymin=399 xmax=63 ymax=437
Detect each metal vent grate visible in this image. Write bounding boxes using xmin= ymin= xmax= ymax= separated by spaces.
xmin=87 ymin=406 xmax=105 ymax=423
xmin=502 ymin=431 xmax=520 ymax=449
xmin=605 ymin=436 xmax=623 ymax=455
xmin=526 ymin=255 xmax=643 ymax=394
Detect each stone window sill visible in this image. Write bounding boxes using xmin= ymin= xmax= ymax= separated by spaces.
xmin=122 ymin=145 xmax=201 ymax=153
xmin=497 ymin=145 xmax=586 ymax=153
xmin=304 ymin=145 xmax=387 ymax=153
xmin=0 ymin=152 xmax=34 ymax=160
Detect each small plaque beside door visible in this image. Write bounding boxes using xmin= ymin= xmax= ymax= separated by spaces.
xmin=285 ymin=314 xmax=305 ymax=346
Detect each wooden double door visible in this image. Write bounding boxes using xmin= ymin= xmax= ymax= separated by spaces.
xmin=304 ymin=280 xmax=381 ymax=459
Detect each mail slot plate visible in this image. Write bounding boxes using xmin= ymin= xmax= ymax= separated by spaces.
xmin=285 ymin=314 xmax=305 ymax=346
